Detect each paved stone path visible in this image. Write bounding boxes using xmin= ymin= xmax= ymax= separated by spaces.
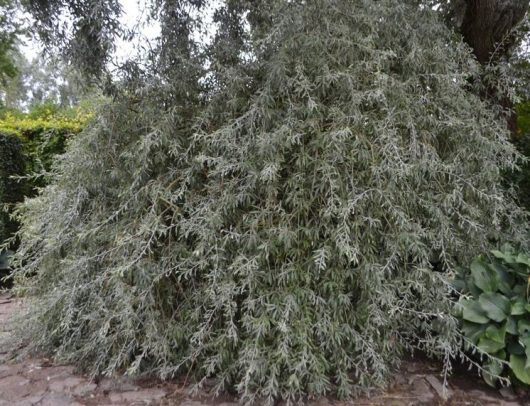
xmin=0 ymin=292 xmax=528 ymax=405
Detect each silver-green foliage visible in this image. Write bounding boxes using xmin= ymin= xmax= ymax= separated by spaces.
xmin=10 ymin=0 xmax=529 ymax=402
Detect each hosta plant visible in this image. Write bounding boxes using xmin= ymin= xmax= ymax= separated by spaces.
xmin=455 ymin=245 xmax=530 ymax=387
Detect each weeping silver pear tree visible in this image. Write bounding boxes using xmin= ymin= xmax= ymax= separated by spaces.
xmin=8 ymin=0 xmax=530 ymax=403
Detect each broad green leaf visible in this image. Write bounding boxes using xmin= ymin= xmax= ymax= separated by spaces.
xmin=518 ymin=319 xmax=530 ymax=336
xmin=491 ymin=250 xmax=505 ymax=259
xmin=520 ymin=337 xmax=530 ymax=369
xmin=492 ymin=249 xmax=516 ymax=264
xmin=484 ymin=323 xmax=506 ymax=344
xmin=483 ymin=359 xmax=504 ymax=387
xmin=466 ymin=274 xmax=482 ymax=298
xmin=510 ymin=354 xmax=530 ymax=385
xmin=471 ymin=260 xmax=498 ymax=293
xmin=462 ymin=322 xmax=487 ymax=344
xmin=478 ymin=293 xmax=510 ymax=322
xmin=511 ymin=300 xmax=526 ymax=316
xmin=478 ymin=337 xmax=505 ymax=353
xmin=506 ymin=317 xmax=517 ymax=335
xmin=489 ymin=260 xmax=514 ymax=295
xmin=516 ymin=253 xmax=530 ymax=267
xmin=494 ymin=350 xmax=507 ymax=360
xmin=462 ymin=299 xmax=489 ymax=324
xmin=504 ymin=263 xmax=530 ymax=281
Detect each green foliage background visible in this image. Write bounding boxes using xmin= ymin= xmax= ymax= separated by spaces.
xmin=512 ymin=101 xmax=530 ymax=210
xmin=0 ymin=104 xmax=87 ymax=250
xmin=0 ymin=132 xmax=24 ymax=244
xmin=0 ymin=0 xmax=18 ymax=85
xmin=9 ymin=0 xmax=530 ymax=403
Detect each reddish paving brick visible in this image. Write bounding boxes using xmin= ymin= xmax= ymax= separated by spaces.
xmin=0 ymin=374 xmax=32 ymax=401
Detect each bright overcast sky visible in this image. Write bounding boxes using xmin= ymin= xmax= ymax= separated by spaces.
xmin=115 ymin=0 xmax=160 ymax=63
xmin=21 ymin=0 xmax=161 ymax=63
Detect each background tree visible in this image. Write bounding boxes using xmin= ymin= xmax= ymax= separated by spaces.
xmin=1 ymin=53 xmax=85 ymax=109
xmin=0 ymin=0 xmax=20 ymax=88
xmin=23 ymin=0 xmax=122 ymax=81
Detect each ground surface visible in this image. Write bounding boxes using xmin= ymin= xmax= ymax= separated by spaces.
xmin=0 ymin=292 xmax=528 ymax=405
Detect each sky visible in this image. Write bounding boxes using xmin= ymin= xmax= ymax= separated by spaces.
xmin=21 ymin=0 xmax=161 ymax=64
xmin=114 ymin=0 xmax=161 ymax=63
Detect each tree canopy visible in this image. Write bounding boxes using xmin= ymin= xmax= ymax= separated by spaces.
xmin=21 ymin=1 xmax=530 ymax=77
xmin=0 ymin=0 xmax=19 ymax=86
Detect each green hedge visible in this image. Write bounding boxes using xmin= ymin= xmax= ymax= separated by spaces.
xmin=0 ymin=107 xmax=88 ymax=255
xmin=0 ymin=132 xmax=25 ymax=246
xmin=512 ymin=102 xmax=530 ymax=210
xmin=0 ymin=107 xmax=87 ymax=183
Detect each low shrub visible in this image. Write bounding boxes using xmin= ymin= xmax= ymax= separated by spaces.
xmin=455 ymin=245 xmax=530 ymax=386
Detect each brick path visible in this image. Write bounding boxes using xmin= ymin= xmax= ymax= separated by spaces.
xmin=0 ymin=292 xmax=526 ymax=405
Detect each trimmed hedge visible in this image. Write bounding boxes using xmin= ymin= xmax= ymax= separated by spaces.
xmin=513 ymin=101 xmax=530 ymax=211
xmin=0 ymin=132 xmax=25 ymax=245
xmin=0 ymin=107 xmax=89 ymax=253
xmin=0 ymin=108 xmax=88 ymax=183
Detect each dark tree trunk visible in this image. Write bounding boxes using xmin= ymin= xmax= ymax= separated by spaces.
xmin=453 ymin=0 xmax=529 ymax=132
xmin=460 ymin=0 xmax=529 ymax=65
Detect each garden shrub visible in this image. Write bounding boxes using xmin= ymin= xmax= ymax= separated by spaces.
xmin=0 ymin=132 xmax=25 ymax=244
xmin=9 ymin=0 xmax=530 ymax=403
xmin=0 ymin=106 xmax=88 ymax=183
xmin=0 ymin=132 xmax=24 ymax=279
xmin=455 ymin=245 xmax=530 ymax=387
xmin=512 ymin=101 xmax=530 ymax=210
xmin=0 ymin=104 xmax=89 ymax=270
